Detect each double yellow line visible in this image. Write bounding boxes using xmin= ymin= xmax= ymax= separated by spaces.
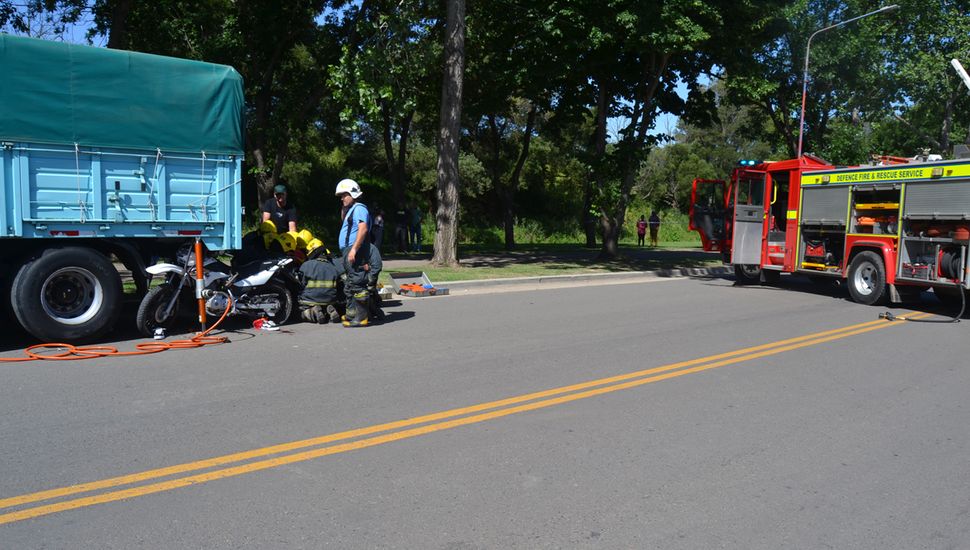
xmin=0 ymin=313 xmax=929 ymax=526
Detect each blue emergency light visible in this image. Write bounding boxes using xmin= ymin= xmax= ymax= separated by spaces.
xmin=738 ymin=159 xmax=760 ymax=166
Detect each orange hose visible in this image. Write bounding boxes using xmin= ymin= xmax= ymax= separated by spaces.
xmin=0 ymin=293 xmax=234 ymax=363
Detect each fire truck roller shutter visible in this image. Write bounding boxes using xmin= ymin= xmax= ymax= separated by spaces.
xmin=801 ymin=186 xmax=850 ymax=226
xmin=903 ymin=181 xmax=970 ymax=219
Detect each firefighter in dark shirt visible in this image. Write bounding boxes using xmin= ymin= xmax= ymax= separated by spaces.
xmin=298 ymin=239 xmax=344 ymax=324
xmin=262 ymin=183 xmax=297 ymax=233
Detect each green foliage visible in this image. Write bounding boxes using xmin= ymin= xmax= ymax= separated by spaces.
xmin=814 ymin=118 xmax=871 ymax=165
xmin=406 ymin=141 xmax=489 ymax=198
xmin=636 ymin=144 xmax=714 ymax=213
xmin=5 ymin=0 xmax=968 ymax=257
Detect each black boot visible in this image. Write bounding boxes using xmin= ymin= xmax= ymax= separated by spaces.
xmin=342 ymin=290 xmax=371 ymax=327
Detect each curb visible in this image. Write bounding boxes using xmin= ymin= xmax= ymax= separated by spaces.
xmin=433 ymin=265 xmax=734 ymax=291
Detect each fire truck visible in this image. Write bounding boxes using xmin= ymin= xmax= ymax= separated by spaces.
xmin=689 ymin=155 xmax=970 ymax=307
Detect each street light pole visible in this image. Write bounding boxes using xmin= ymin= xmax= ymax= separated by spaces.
xmin=796 ymin=4 xmax=899 ymax=158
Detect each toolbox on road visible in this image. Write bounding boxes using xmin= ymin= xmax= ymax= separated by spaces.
xmin=388 ymin=271 xmax=449 ymax=297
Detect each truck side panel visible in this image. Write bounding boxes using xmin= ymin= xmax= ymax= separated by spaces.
xmin=2 ymin=142 xmax=241 ymax=250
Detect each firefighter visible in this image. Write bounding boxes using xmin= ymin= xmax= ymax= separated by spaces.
xmin=298 ymin=238 xmax=343 ymax=324
xmin=335 ymin=178 xmax=378 ymax=327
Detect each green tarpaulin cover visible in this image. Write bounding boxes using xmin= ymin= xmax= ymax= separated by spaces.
xmin=0 ymin=35 xmax=244 ymax=154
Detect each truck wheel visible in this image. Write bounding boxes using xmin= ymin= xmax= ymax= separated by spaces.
xmin=847 ymin=251 xmax=887 ymax=305
xmin=10 ymin=247 xmax=122 ymax=343
xmin=135 ymin=284 xmax=183 ymax=337
xmin=734 ymin=264 xmax=761 ymax=285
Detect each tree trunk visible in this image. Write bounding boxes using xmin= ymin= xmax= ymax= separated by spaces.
xmin=593 ymin=81 xmax=618 ymax=258
xmin=431 ymin=0 xmax=465 ymax=267
xmin=584 ymin=84 xmax=609 ymax=248
xmin=380 ymin=101 xmax=414 ymax=206
xmin=105 ymin=0 xmax=132 ymax=49
xmin=396 ymin=110 xmax=414 ymax=206
xmin=486 ymin=114 xmax=510 ymax=249
xmin=502 ymin=103 xmax=538 ymax=250
xmin=597 ymin=55 xmax=667 ymax=260
xmin=598 ymin=216 xmax=620 ymax=258
xmin=380 ymin=99 xmax=398 ymax=196
xmin=582 ymin=183 xmax=597 ymax=247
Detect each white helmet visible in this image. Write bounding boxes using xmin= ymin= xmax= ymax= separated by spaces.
xmin=335 ymin=178 xmax=362 ymax=199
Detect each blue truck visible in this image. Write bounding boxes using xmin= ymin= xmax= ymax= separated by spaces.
xmin=0 ymin=35 xmax=244 ymax=342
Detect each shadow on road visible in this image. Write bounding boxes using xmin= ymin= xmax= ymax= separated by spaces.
xmin=379 ymin=311 xmax=416 ymax=324
xmin=708 ymin=274 xmax=967 ymax=320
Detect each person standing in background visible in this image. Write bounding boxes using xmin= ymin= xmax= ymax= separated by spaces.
xmin=371 ymin=206 xmax=385 ymax=251
xmin=408 ymin=201 xmax=423 ymax=252
xmin=648 ymin=210 xmax=661 ymax=247
xmin=636 ymin=215 xmax=647 ymax=247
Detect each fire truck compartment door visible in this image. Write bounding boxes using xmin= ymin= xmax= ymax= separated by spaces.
xmin=731 ymin=170 xmax=766 ymax=265
xmin=689 ymin=178 xmax=726 ymax=251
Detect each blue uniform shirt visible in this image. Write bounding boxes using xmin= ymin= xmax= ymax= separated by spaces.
xmin=339 ymin=203 xmax=370 ymax=251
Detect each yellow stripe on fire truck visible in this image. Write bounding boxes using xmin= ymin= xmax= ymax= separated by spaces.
xmin=801 ymin=162 xmax=970 ymax=186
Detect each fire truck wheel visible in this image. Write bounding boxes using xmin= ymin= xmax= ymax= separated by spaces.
xmin=734 ymin=264 xmax=762 ymax=285
xmin=847 ymin=251 xmax=887 ymax=305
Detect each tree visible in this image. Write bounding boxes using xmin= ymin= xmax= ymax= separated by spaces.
xmin=637 ymin=143 xmax=716 ymax=212
xmin=432 ymin=0 xmax=465 ymax=266
xmin=723 ymin=0 xmax=899 ymax=158
xmin=464 ymin=0 xmax=552 ymax=249
xmin=637 ymin=80 xmax=774 ymax=209
xmin=331 ymin=1 xmax=441 ymax=207
xmin=90 ymin=0 xmax=341 ymax=203
xmin=678 ymin=80 xmax=775 ymax=177
xmin=884 ymin=0 xmax=970 ymax=156
xmin=545 ymin=0 xmax=773 ymax=258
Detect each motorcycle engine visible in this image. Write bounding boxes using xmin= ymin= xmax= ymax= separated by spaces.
xmin=205 ymin=293 xmax=229 ymax=316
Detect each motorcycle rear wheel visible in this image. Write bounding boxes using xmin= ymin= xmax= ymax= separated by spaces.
xmin=253 ymin=280 xmax=294 ymax=325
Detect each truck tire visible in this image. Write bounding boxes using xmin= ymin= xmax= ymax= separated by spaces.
xmin=10 ymin=247 xmax=122 ymax=343
xmin=847 ymin=251 xmax=887 ymax=305
xmin=734 ymin=264 xmax=762 ymax=285
xmin=135 ymin=284 xmax=183 ymax=337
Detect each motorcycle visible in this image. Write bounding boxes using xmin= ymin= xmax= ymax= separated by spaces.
xmin=136 ymin=245 xmax=299 ymax=337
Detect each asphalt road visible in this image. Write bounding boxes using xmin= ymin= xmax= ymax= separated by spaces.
xmin=1 ymin=273 xmax=968 ymax=548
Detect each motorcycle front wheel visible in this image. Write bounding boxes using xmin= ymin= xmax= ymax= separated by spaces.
xmin=136 ymin=284 xmax=184 ymax=337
